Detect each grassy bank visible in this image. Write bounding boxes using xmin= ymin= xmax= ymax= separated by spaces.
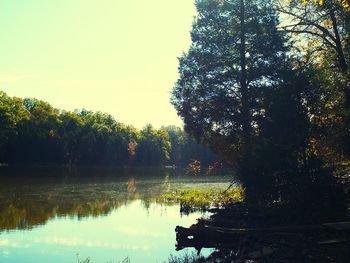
xmin=158 ymin=187 xmax=244 ymax=213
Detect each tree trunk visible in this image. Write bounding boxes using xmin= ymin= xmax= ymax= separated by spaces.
xmin=239 ymin=0 xmax=255 ymax=202
xmin=329 ymin=8 xmax=350 ymax=110
xmin=240 ymin=0 xmax=250 ymax=145
xmin=330 ymin=9 xmax=348 ymax=73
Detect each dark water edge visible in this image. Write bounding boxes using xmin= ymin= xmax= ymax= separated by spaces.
xmin=0 ymin=165 xmax=234 ymax=179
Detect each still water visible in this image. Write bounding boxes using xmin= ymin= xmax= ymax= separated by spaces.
xmin=0 ymin=167 xmax=232 ymax=263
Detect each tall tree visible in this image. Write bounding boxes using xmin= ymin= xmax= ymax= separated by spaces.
xmin=277 ymin=0 xmax=350 ymax=165
xmin=172 ymin=0 xmax=287 ymax=201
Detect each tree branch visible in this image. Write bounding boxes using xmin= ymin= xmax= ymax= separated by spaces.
xmin=283 ymin=29 xmax=337 ymax=50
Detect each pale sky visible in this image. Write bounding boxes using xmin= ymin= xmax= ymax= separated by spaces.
xmin=0 ymin=0 xmax=196 ymax=129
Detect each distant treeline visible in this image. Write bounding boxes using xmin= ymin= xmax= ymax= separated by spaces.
xmin=0 ymin=91 xmax=217 ymax=166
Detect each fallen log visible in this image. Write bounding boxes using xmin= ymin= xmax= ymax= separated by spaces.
xmin=175 ymin=222 xmax=350 ymax=250
xmin=175 ymin=226 xmax=241 ymax=250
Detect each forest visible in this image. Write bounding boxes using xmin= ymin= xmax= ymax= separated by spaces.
xmin=0 ymin=91 xmax=216 ymax=167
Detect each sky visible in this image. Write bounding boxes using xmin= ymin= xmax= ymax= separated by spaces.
xmin=0 ymin=0 xmax=196 ymax=129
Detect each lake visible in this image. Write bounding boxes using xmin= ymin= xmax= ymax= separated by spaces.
xmin=0 ymin=167 xmax=232 ymax=263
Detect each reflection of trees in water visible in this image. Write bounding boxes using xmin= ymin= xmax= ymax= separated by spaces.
xmin=127 ymin=177 xmax=136 ymax=193
xmin=0 ymin=167 xmax=231 ymax=231
xmin=0 ymin=177 xmax=172 ymax=231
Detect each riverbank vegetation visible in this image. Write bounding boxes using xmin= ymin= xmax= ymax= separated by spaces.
xmin=172 ymin=0 xmax=350 ymax=222
xmin=159 ymin=188 xmax=243 ymax=213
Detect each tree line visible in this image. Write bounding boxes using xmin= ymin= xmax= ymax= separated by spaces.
xmin=0 ymin=91 xmax=217 ymax=167
xmin=172 ymin=0 xmax=349 ymax=219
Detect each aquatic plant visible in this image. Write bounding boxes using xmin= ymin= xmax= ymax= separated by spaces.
xmin=167 ymin=253 xmax=206 ymax=263
xmin=159 ymin=188 xmax=244 ymax=213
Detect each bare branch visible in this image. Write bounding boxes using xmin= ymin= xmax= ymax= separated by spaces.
xmin=283 ymin=29 xmax=337 ymax=50
xmin=278 ymin=7 xmax=337 ymax=44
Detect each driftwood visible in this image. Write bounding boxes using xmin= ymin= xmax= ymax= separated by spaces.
xmin=175 ymin=222 xmax=350 ymax=251
xmin=176 ymin=226 xmax=239 ymax=250
xmin=318 ymin=238 xmax=350 ymax=245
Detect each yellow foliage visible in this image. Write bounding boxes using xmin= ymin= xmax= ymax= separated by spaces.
xmin=301 ymin=0 xmax=349 ymax=8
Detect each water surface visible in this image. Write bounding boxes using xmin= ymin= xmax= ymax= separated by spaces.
xmin=0 ymin=167 xmax=232 ymax=262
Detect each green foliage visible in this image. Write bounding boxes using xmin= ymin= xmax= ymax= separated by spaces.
xmin=0 ymin=91 xmax=216 ymax=167
xmin=172 ymin=0 xmax=286 ymax=157
xmin=0 ymin=92 xmax=17 ymax=149
xmin=171 ymin=0 xmax=348 ymax=213
xmin=280 ymin=0 xmax=350 ymax=172
xmin=171 ymin=0 xmax=300 ymax=203
xmin=164 ymin=126 xmax=217 ymax=166
xmin=0 ymin=92 xmax=29 ymax=161
xmin=245 ymin=68 xmax=314 ymax=203
xmin=136 ymin=124 xmax=171 ymax=165
xmin=159 ymin=188 xmax=244 ymax=212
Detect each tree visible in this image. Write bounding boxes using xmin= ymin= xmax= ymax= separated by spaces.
xmin=136 ymin=125 xmax=171 ymax=166
xmin=172 ymin=0 xmax=287 ymax=202
xmin=278 ymin=0 xmax=350 ymax=107
xmin=0 ymin=92 xmax=17 ymax=149
xmin=163 ymin=125 xmax=218 ymax=166
xmin=0 ymin=92 xmax=29 ymax=162
xmin=163 ymin=126 xmax=186 ymax=165
xmin=58 ymin=111 xmax=84 ymax=165
xmin=277 ymin=0 xmax=350 ymax=167
xmin=11 ymin=98 xmax=62 ymax=164
xmin=0 ymin=91 xmax=219 ymax=167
